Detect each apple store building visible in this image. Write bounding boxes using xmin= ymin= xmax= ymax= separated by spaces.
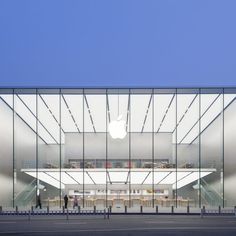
xmin=0 ymin=88 xmax=236 ymax=210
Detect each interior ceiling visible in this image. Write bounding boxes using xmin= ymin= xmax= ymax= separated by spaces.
xmin=0 ymin=93 xmax=235 ymax=144
xmin=22 ymin=168 xmax=215 ymax=190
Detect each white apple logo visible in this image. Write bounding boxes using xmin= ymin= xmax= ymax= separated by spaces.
xmin=109 ymin=115 xmax=127 ymax=139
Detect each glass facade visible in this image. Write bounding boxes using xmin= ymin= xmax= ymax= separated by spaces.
xmin=0 ymin=88 xmax=235 ymax=209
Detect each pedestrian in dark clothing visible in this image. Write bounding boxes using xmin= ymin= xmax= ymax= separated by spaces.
xmin=64 ymin=194 xmax=68 ymax=209
xmin=36 ymin=194 xmax=42 ymax=209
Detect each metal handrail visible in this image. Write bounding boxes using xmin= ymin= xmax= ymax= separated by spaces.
xmin=14 ymin=179 xmax=36 ymax=200
xmin=201 ymin=178 xmax=223 ymax=199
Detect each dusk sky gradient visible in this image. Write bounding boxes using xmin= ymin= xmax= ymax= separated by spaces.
xmin=0 ymin=0 xmax=236 ymax=87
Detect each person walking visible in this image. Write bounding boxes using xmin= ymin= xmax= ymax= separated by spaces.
xmin=36 ymin=194 xmax=42 ymax=209
xmin=64 ymin=194 xmax=68 ymax=209
xmin=73 ymin=195 xmax=78 ymax=209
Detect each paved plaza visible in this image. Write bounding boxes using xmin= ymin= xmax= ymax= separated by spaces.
xmin=0 ymin=214 xmax=236 ymax=236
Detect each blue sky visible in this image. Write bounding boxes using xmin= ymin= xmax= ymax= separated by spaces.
xmin=0 ymin=0 xmax=236 ymax=87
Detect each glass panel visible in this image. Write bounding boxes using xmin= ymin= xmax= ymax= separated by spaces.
xmin=154 ymin=91 xmax=177 ymax=208
xmin=131 ymin=92 xmax=153 ymax=208
xmin=61 ymin=92 xmax=84 ymax=209
xmin=200 ymin=89 xmax=224 ymax=207
xmin=84 ymin=93 xmax=106 ymax=209
xmin=224 ymin=89 xmax=236 ymax=207
xmin=14 ymin=91 xmax=37 ymax=208
xmin=0 ymin=91 xmax=13 ymax=208
xmin=107 ymin=91 xmax=130 ymax=208
xmin=176 ymin=92 xmax=199 ymax=208
xmin=38 ymin=91 xmax=60 ymax=208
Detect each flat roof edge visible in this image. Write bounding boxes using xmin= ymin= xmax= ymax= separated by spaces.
xmin=0 ymin=86 xmax=236 ymax=89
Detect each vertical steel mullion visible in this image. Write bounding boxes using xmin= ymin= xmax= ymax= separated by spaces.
xmin=129 ymin=90 xmax=131 ymax=208
xmin=82 ymin=89 xmax=85 ymax=208
xmin=106 ymin=91 xmax=108 ymax=208
xmin=222 ymin=89 xmax=225 ymax=207
xmin=175 ymin=89 xmax=178 ymax=207
xmin=152 ymin=90 xmax=154 ymax=208
xmin=12 ymin=89 xmax=15 ymax=208
xmin=199 ymin=89 xmax=201 ymax=208
xmin=36 ymin=90 xmax=39 ymax=204
xmin=59 ymin=89 xmax=62 ymax=208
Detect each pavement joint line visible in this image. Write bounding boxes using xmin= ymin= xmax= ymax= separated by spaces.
xmin=53 ymin=222 xmax=87 ymax=225
xmin=144 ymin=221 xmax=177 ymax=224
xmin=1 ymin=226 xmax=236 ymax=234
xmin=0 ymin=222 xmax=16 ymax=224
